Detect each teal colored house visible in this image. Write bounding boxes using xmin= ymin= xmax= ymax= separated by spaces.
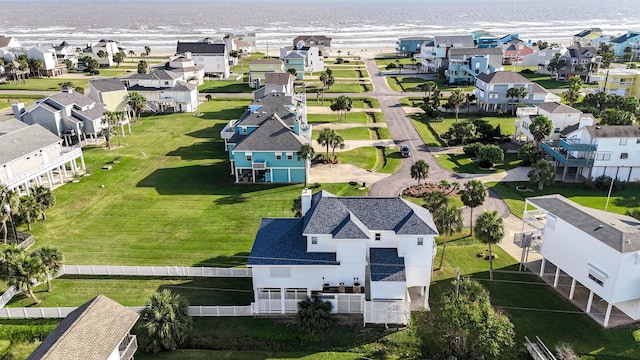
xmin=281 ymin=52 xmax=305 ymax=79
xmin=609 ymin=31 xmax=640 ymax=57
xmin=220 ymin=92 xmax=311 ymax=183
xmin=445 ymin=48 xmax=504 ymax=84
xmin=396 ymin=37 xmax=431 ymax=57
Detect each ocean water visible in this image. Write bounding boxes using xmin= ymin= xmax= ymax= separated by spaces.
xmin=0 ymin=0 xmax=639 ymax=51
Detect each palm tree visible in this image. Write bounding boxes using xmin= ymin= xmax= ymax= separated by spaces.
xmin=7 ymin=253 xmax=46 ymax=304
xmin=330 ymin=96 xmax=352 ymax=121
xmin=474 ymin=210 xmax=504 ymax=281
xmin=317 ymin=128 xmax=336 ymax=160
xmin=33 ymin=247 xmax=63 ymax=292
xmin=447 ymin=88 xmax=466 ymax=122
xmin=297 ymin=296 xmax=334 ymax=335
xmin=96 ymin=50 xmax=108 ymax=67
xmin=563 ymin=87 xmax=580 ymax=107
xmin=460 ymin=180 xmax=487 ymax=237
xmin=434 ymin=205 xmax=464 ymax=270
xmin=528 ymin=115 xmax=553 ymax=151
xmin=101 ymin=111 xmax=118 ymax=150
xmin=128 ymin=50 xmax=136 ymax=62
xmin=410 ymin=160 xmax=430 ymax=186
xmin=30 ymin=186 xmax=55 ymax=220
xmin=18 ymin=195 xmax=41 ymax=231
xmin=28 ymin=58 xmax=44 ymax=78
xmin=528 ymin=160 xmax=556 ymax=190
xmin=136 ymin=290 xmax=192 ymax=353
xmin=128 ymin=91 xmax=146 ymax=122
xmin=421 ymin=81 xmax=437 ymax=100
xmin=299 ymin=144 xmax=315 ymax=188
xmin=144 ymin=46 xmax=151 ymax=57
xmin=1 ymin=186 xmax=19 ymax=244
xmin=506 ymin=87 xmax=527 ymax=115
xmin=395 ymin=58 xmax=401 ymax=74
xmin=329 ymin=134 xmax=345 ymax=159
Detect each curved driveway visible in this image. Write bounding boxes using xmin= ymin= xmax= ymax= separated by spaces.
xmin=362 ymin=59 xmax=509 ymax=225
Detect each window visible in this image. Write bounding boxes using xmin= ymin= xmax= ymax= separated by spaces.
xmin=595 ymin=152 xmax=611 ymax=161
xmin=275 ymin=153 xmax=282 ymax=160
xmin=417 ymin=237 xmax=424 ymax=246
xmin=554 ymin=128 xmax=560 ymax=133
xmin=374 ymin=233 xmax=381 ymax=241
xmin=588 ymin=264 xmax=607 ymax=287
xmin=620 ymin=138 xmax=628 ymax=145
xmin=241 ymin=126 xmax=247 ymax=134
xmin=246 ymin=154 xmax=252 ymax=161
xmin=621 ymin=153 xmax=629 ymax=159
xmin=164 ymin=81 xmax=169 ymax=85
xmin=286 ymin=153 xmax=293 ymax=160
xmin=311 ymin=236 xmax=317 ymax=245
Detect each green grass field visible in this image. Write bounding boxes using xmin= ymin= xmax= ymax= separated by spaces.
xmin=311 ymin=127 xmax=371 ymax=140
xmin=307 ymin=113 xmax=369 ymax=124
xmin=199 ymin=80 xmax=253 ymax=93
xmin=0 ymin=78 xmax=89 ymax=91
xmin=434 ymin=152 xmax=522 ymax=174
xmin=426 ymin=114 xmax=517 ymax=141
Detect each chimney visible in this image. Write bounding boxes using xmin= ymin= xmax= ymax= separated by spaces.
xmin=12 ymin=103 xmax=25 ymax=119
xmin=301 ymin=188 xmax=312 ymax=216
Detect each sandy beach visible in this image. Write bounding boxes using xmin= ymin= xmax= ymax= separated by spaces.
xmin=150 ymin=46 xmax=397 ymax=59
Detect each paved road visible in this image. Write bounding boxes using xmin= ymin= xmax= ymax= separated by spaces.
xmin=362 ymin=58 xmax=510 ymax=225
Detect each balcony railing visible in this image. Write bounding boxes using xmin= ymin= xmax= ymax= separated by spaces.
xmin=252 ymin=161 xmax=267 ymax=169
xmin=119 ymin=335 xmax=137 ymax=360
xmin=559 ymin=139 xmax=597 ymax=152
xmin=6 ymin=147 xmax=83 ymax=188
xmin=541 ymin=142 xmax=595 ymax=167
xmin=220 ymin=120 xmax=236 ymax=140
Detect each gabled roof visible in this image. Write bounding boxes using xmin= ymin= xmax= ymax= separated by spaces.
xmin=528 ymin=194 xmax=640 ymax=253
xmin=536 ymin=102 xmax=581 ymax=114
xmin=293 ymin=35 xmax=332 ymax=46
xmin=237 ymin=100 xmax=296 ymax=127
xmin=370 ymin=248 xmax=406 ymax=282
xmin=434 ymin=35 xmax=474 ymax=48
xmin=283 ymin=52 xmax=305 ymax=59
xmin=584 ymin=125 xmax=640 ymax=138
xmin=27 ymin=295 xmax=139 ymax=360
xmin=610 ymin=32 xmax=640 ymax=44
xmin=247 ymin=218 xmax=338 ymax=266
xmin=127 ymin=69 xmax=182 ymax=81
xmin=448 ymin=47 xmax=503 ymax=57
xmin=332 ymin=213 xmax=370 ymax=239
xmin=0 ymin=124 xmax=62 ymax=166
xmin=264 ymin=72 xmax=295 ymax=86
xmin=0 ymin=36 xmax=17 ymax=48
xmin=232 ymin=113 xmax=305 ymax=151
xmin=48 ymin=91 xmax=96 ymax=108
xmin=476 ymin=71 xmax=531 ymax=84
xmin=176 ymin=41 xmax=226 ymax=55
xmin=302 ymin=191 xmax=438 ymax=236
xmin=90 ymin=78 xmax=127 ymax=92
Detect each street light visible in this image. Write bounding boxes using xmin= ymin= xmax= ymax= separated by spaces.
xmin=3 ymin=203 xmax=18 ymax=243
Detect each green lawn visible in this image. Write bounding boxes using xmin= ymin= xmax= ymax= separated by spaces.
xmin=96 ymin=68 xmax=134 ymax=77
xmin=0 ymin=95 xmax=41 ymax=110
xmin=428 ymin=114 xmax=517 ymax=140
xmin=488 ymin=181 xmax=640 ymax=219
xmin=311 ymin=127 xmax=371 ymax=140
xmin=199 ymin=80 xmax=252 ymax=93
xmin=0 ymin=78 xmax=89 ymax=91
xmin=6 ymin=276 xmax=252 ymax=308
xmin=434 ymin=152 xmax=522 ymax=174
xmin=307 ymin=113 xmax=369 ymax=124
xmin=335 ymin=147 xmax=401 ymax=174
xmin=306 ymin=98 xmax=381 ymax=109
xmin=137 ymin=350 xmax=364 ymax=360
xmin=410 ymin=116 xmax=442 ymax=147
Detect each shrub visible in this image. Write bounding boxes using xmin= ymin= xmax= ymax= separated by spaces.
xmin=517 ymin=143 xmax=539 ymax=166
xmin=335 ymin=57 xmax=344 ymax=64
xmin=463 ymin=142 xmax=483 ymax=157
xmin=593 ymin=175 xmax=616 ymax=191
xmin=477 ymin=144 xmax=504 ymax=166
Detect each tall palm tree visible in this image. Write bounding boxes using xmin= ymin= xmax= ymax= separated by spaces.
xmin=33 ymin=247 xmax=64 ymax=292
xmin=410 ymin=160 xmax=430 ymax=186
xmin=528 ymin=115 xmax=553 ymax=151
xmin=144 ymin=46 xmax=151 ymax=57
xmin=448 ymin=88 xmax=466 ymax=122
xmin=421 ymin=81 xmax=437 ymax=100
xmin=28 ymin=58 xmax=44 ymax=78
xmin=136 ymin=290 xmax=192 ymax=353
xmin=474 ymin=210 xmax=504 ymax=281
xmin=297 ymin=296 xmax=333 ymax=335
xmin=317 ymin=128 xmax=336 ymax=160
xmin=18 ymin=195 xmax=41 ymax=231
xmin=30 ymin=186 xmax=55 ymax=220
xmin=128 ymin=50 xmax=136 ymax=62
xmin=563 ymin=87 xmax=580 ymax=107
xmin=434 ymin=205 xmax=464 ymax=270
xmin=96 ymin=50 xmax=108 ymax=67
xmin=8 ymin=254 xmax=46 ymax=304
xmin=460 ymin=180 xmax=487 ymax=237
xmin=298 ymin=144 xmax=315 ymax=188
xmin=329 ymin=134 xmax=345 ymax=159
xmin=101 ymin=111 xmax=117 ymax=150
xmin=128 ymin=91 xmax=147 ymax=122
xmin=1 ymin=186 xmax=19 ymax=244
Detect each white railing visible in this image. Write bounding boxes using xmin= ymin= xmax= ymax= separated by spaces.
xmin=364 ymin=301 xmax=411 ymax=325
xmin=6 ymin=147 xmax=83 ymax=188
xmin=0 ymin=286 xmax=20 ymax=308
xmin=60 ymin=265 xmax=252 ymax=277
xmin=0 ymin=305 xmax=254 ymax=319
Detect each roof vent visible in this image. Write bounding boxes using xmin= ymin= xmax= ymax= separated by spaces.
xmin=595 ymin=126 xmax=601 ymax=129
xmin=595 ymin=225 xmax=604 ymax=230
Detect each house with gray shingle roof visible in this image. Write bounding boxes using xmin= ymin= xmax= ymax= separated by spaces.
xmin=248 ymin=59 xmax=284 ymax=88
xmin=522 ymin=194 xmax=640 ymax=327
xmin=28 ymin=295 xmax=139 ymax=360
xmin=176 ymin=38 xmax=230 ymax=78
xmin=124 ymin=69 xmax=198 ymax=112
xmin=515 ymin=102 xmax=595 ymax=142
xmin=13 ymin=88 xmax=107 ymax=146
xmin=221 ymin=88 xmax=310 ymax=183
xmin=542 ymin=124 xmax=640 ymax=181
xmin=0 ymin=118 xmax=85 ymax=195
xmin=248 ymin=189 xmax=438 ymax=324
xmin=474 ymin=71 xmax=561 ymax=111
xmin=420 ymin=35 xmax=475 ymax=71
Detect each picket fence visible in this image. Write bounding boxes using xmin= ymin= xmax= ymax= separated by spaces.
xmin=0 ymin=305 xmax=254 ymax=319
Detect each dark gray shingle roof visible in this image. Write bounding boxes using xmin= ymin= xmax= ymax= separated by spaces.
xmin=90 ymin=78 xmax=127 ymax=92
xmin=232 ymin=114 xmax=305 ymax=151
xmin=536 ymin=102 xmax=581 ymax=114
xmin=476 ymin=71 xmax=532 ymax=84
xmin=370 ymin=248 xmax=406 ymax=282
xmin=176 ymin=41 xmax=226 ymax=54
xmin=127 ymin=69 xmax=182 ymax=81
xmin=585 ymin=125 xmax=640 ymax=138
xmin=247 ymin=218 xmax=338 ymax=266
xmin=48 ymin=91 xmax=95 ymax=108
xmin=528 ymin=194 xmax=640 ymax=253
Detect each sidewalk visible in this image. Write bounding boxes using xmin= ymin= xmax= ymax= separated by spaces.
xmin=311 ymin=139 xmax=395 ymax=153
xmin=309 ymin=163 xmax=390 ymax=184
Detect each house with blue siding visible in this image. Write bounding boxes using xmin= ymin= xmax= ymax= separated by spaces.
xmin=281 ymin=52 xmax=305 ymax=80
xmin=609 ymin=31 xmax=640 ymax=57
xmin=220 ymin=86 xmax=311 ymax=183
xmin=396 ymin=37 xmax=432 ymax=57
xmin=445 ymin=47 xmax=503 ymax=84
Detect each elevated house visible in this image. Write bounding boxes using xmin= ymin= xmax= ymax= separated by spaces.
xmin=28 ymin=295 xmax=139 ymax=360
xmin=0 ymin=35 xmax=21 ymax=51
xmin=247 ymin=189 xmax=439 ymax=325
xmin=521 ymin=44 xmax=567 ymax=73
xmin=444 ymin=47 xmax=503 ymax=85
xmin=396 ymin=37 xmax=432 ymax=57
xmin=557 ymin=42 xmax=600 ymax=81
xmin=609 ymin=31 xmax=640 ymax=57
xmin=514 ymin=102 xmax=594 ymax=142
xmin=293 ymin=35 xmax=332 ymax=57
xmin=248 ymin=59 xmax=285 ymax=88
xmin=519 ymin=195 xmax=640 ymax=327
xmin=280 ymin=45 xmax=324 ymax=74
xmin=599 ymin=68 xmax=640 ymax=97
xmin=124 ymin=69 xmax=198 ymax=113
xmin=280 ymin=51 xmax=305 ymax=80
xmin=88 ymin=78 xmax=132 ymax=136
xmin=542 ymin=124 xmax=640 ymax=182
xmin=474 ymin=71 xmax=560 ymax=112
xmin=420 ymin=35 xmax=475 ymax=72
xmin=502 ymin=41 xmax=536 ymax=65
xmin=26 ymin=46 xmax=66 ymax=77
xmin=13 ymin=88 xmax=107 ymax=146
xmin=573 ymin=28 xmax=610 ymax=47
xmin=166 ymin=53 xmax=205 ymax=85
xmin=82 ymin=39 xmax=119 ymax=67
xmin=0 ymin=118 xmax=85 ymax=195
xmin=220 ymin=82 xmax=310 ymax=183
xmin=176 ymin=38 xmax=230 ymax=78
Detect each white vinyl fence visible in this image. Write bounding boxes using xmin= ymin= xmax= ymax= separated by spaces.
xmin=60 ymin=265 xmax=252 ymax=277
xmin=0 ymin=305 xmax=254 ymax=319
xmin=0 ymin=287 xmax=20 ymax=308
xmin=364 ymin=301 xmax=411 ymax=326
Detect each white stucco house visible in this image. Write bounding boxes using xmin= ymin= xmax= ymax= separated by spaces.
xmin=176 ymin=38 xmax=230 ymax=78
xmin=279 ymin=45 xmax=324 ymax=73
xmin=522 ymin=194 xmax=640 ymax=327
xmin=0 ymin=118 xmax=85 ymax=195
xmin=542 ymin=124 xmax=640 ymax=182
xmin=514 ymin=102 xmax=595 ymax=142
xmin=247 ymin=189 xmax=438 ymax=325
xmin=124 ymin=69 xmax=198 ymax=113
xmin=166 ymin=53 xmax=205 ymax=85
xmin=83 ymin=39 xmax=120 ymax=67
xmin=26 ymin=46 xmax=66 ymax=77
xmin=27 ymin=295 xmax=139 ymax=360
xmin=474 ymin=71 xmax=561 ymax=112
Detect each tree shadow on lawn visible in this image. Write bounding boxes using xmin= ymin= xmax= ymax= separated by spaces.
xmin=192 ymin=253 xmax=250 ymax=268
xmin=613 ymin=195 xmax=640 ymax=209
xmin=185 ymin=123 xmax=225 ymax=139
xmin=167 ymin=142 xmax=220 ymax=160
xmin=199 ymin=105 xmax=248 ymax=121
xmin=157 ymin=277 xmax=254 ymax=306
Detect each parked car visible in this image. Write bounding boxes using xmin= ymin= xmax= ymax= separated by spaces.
xmin=400 ymin=144 xmax=410 ymax=157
